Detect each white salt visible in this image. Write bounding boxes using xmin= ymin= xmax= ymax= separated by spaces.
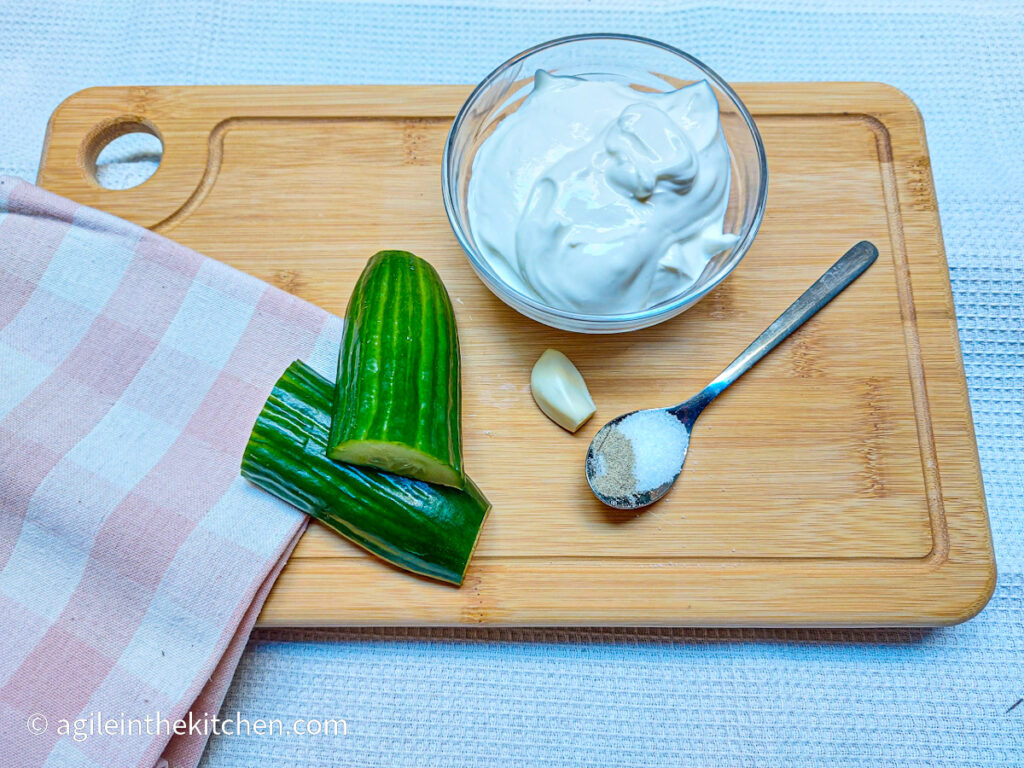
xmin=615 ymin=409 xmax=689 ymax=493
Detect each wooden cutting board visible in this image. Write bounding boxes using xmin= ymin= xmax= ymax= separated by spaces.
xmin=38 ymin=84 xmax=994 ymax=627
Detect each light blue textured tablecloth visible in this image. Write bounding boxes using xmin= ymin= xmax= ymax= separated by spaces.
xmin=2 ymin=1 xmax=1022 ymax=765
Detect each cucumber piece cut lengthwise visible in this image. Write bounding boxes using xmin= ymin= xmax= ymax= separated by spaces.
xmin=328 ymin=250 xmax=465 ymax=489
xmin=242 ymin=360 xmax=490 ymax=586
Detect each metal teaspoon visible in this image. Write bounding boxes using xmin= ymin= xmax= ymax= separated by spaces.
xmin=585 ymin=240 xmax=879 ymax=510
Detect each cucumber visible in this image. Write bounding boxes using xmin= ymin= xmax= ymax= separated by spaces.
xmin=242 ymin=360 xmax=489 ymax=585
xmin=327 ymin=250 xmax=464 ymax=488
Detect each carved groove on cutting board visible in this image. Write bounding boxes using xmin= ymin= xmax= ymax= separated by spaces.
xmin=865 ymin=113 xmax=950 ymax=565
xmin=151 ymin=115 xmax=451 ymax=234
xmin=155 ymin=110 xmax=949 ymax=568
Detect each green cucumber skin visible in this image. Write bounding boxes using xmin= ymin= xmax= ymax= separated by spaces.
xmin=328 ymin=250 xmax=464 ymax=488
xmin=242 ymin=361 xmax=489 ymax=585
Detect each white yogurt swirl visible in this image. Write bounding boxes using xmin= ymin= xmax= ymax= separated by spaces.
xmin=467 ymin=71 xmax=738 ymax=314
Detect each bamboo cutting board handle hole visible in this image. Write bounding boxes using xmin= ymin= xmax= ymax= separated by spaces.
xmin=79 ymin=116 xmax=163 ymax=189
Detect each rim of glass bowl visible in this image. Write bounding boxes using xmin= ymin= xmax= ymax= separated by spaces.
xmin=441 ymin=32 xmax=769 ymax=328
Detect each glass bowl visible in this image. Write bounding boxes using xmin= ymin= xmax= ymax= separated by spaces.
xmin=442 ymin=33 xmax=768 ymax=333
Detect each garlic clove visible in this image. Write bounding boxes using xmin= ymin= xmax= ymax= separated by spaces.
xmin=530 ymin=349 xmax=596 ymax=433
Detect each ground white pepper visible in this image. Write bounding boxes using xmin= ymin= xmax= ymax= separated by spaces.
xmin=589 ymin=428 xmax=637 ymax=499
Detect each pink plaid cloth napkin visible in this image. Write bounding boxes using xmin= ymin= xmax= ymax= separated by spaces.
xmin=0 ymin=176 xmax=343 ymax=767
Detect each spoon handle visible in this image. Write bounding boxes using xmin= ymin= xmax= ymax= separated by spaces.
xmin=678 ymin=241 xmax=878 ymax=415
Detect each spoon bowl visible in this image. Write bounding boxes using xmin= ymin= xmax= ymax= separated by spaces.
xmin=585 ymin=241 xmax=879 ymax=510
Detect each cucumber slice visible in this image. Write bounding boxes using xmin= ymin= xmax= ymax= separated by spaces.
xmin=328 ymin=250 xmax=465 ymax=488
xmin=242 ymin=360 xmax=489 ymax=585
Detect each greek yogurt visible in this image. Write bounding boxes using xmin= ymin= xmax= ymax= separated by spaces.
xmin=467 ymin=71 xmax=738 ymax=314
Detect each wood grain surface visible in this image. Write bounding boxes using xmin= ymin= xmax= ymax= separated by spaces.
xmin=38 ymin=83 xmax=995 ymax=626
